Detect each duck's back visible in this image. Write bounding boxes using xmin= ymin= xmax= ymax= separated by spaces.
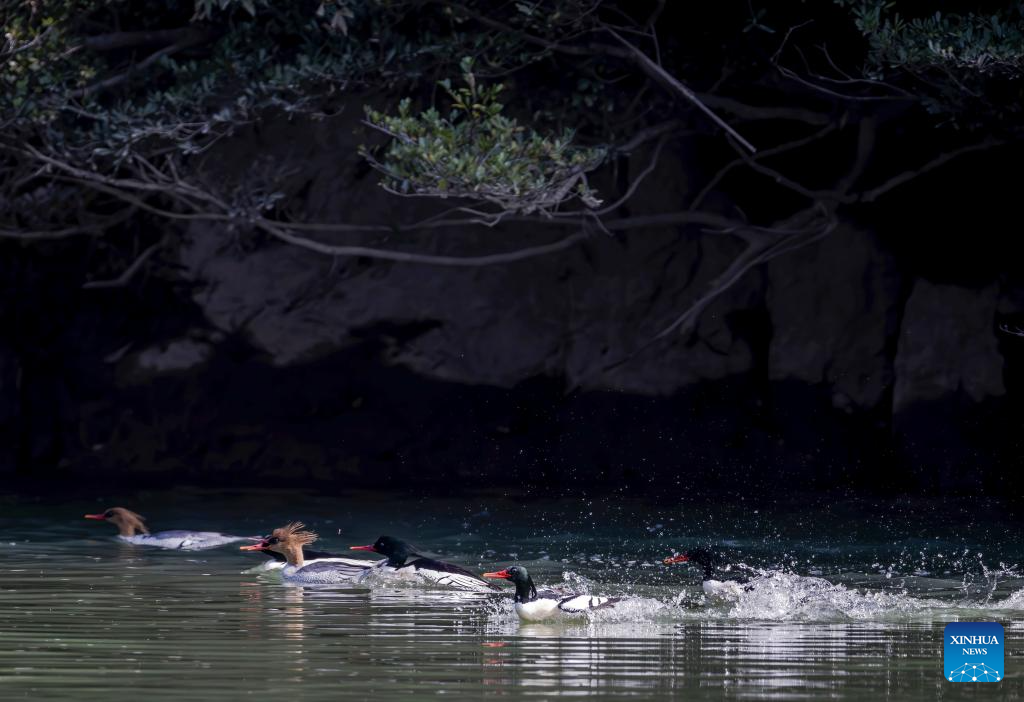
xmin=120 ymin=531 xmax=251 ymax=550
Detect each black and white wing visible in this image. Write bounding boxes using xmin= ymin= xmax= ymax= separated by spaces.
xmin=296 ymin=559 xmax=373 ymax=581
xmin=556 ymin=594 xmax=621 ymax=613
xmin=407 ymin=557 xmax=500 ymax=591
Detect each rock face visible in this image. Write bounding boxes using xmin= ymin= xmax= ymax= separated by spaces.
xmin=180 ymin=115 xmax=763 ymax=395
xmin=1 ymin=116 xmax=1020 ymax=493
xmin=891 ymin=281 xmax=1008 ymax=489
xmin=767 ymin=226 xmax=903 ymax=412
xmin=893 ymin=281 xmax=1005 ymax=410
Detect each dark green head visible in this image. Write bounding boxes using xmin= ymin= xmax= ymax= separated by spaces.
xmin=351 ymin=535 xmax=417 ymax=566
xmin=483 ymin=565 xmax=538 ymax=602
xmin=663 ymin=547 xmax=724 ymax=581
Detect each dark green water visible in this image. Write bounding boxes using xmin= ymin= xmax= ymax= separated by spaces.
xmin=1 ymin=490 xmax=1021 ymax=699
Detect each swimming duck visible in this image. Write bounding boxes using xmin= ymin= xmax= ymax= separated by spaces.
xmin=241 ymin=536 xmax=357 ymax=571
xmin=241 ymin=523 xmax=373 ymax=584
xmin=351 ymin=535 xmax=498 ymax=592
xmin=84 ymin=507 xmax=257 ymax=550
xmin=483 ymin=565 xmax=620 ymax=621
xmin=663 ymin=548 xmax=749 ymax=599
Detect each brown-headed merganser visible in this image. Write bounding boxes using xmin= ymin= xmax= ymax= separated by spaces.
xmin=350 ymin=536 xmax=498 ymax=592
xmin=84 ymin=507 xmax=257 ymax=550
xmin=241 ymin=527 xmax=372 ymax=574
xmin=483 ymin=565 xmax=621 ymax=621
xmin=242 ymin=523 xmax=375 ymax=584
xmin=663 ymin=548 xmax=749 ymax=599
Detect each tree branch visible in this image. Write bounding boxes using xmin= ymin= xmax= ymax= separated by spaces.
xmin=695 ymin=93 xmax=831 ymax=126
xmin=861 ymin=139 xmax=1001 ymax=203
xmin=253 ymin=221 xmax=594 ymax=266
xmin=606 ymin=29 xmax=757 ymax=153
xmin=82 ymin=236 xmax=166 ymax=289
xmin=0 ymin=208 xmax=135 ymax=240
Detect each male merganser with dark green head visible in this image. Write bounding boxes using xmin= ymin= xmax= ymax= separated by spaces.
xmin=242 ymin=523 xmax=374 ymax=584
xmin=663 ymin=548 xmax=749 ymax=599
xmin=483 ymin=565 xmax=621 ymax=621
xmin=84 ymin=507 xmax=257 ymax=550
xmin=351 ymin=535 xmax=497 ymax=592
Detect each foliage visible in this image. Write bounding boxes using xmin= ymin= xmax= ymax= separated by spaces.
xmin=1 ymin=0 xmax=1022 ymax=243
xmin=363 ymin=58 xmax=604 ymax=215
xmin=833 ymin=1 xmax=1024 ymax=124
xmin=841 ymin=1 xmax=1024 ymax=76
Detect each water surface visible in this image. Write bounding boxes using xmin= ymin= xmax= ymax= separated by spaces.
xmin=1 ymin=491 xmax=1021 ymax=699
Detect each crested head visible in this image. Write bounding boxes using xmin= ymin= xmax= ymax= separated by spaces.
xmin=272 ymin=522 xmax=319 ymax=547
xmin=85 ymin=507 xmax=149 ymax=536
xmin=256 ymin=522 xmax=318 ymax=566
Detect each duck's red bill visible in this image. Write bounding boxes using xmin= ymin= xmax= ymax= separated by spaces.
xmin=663 ymin=555 xmax=690 ymax=565
xmin=350 ymin=545 xmax=376 ymax=552
xmin=239 ymin=544 xmax=267 ymax=551
xmin=83 ymin=514 xmax=106 ymax=520
xmin=482 ymin=570 xmax=511 ymax=579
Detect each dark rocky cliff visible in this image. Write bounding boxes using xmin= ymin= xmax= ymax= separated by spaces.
xmin=3 ymin=116 xmax=1022 ymax=495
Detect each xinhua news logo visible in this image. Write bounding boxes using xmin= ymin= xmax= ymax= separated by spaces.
xmin=944 ymin=622 xmax=1004 ymax=682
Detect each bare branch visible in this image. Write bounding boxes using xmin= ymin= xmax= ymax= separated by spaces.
xmin=606 ymin=29 xmax=757 ymax=153
xmin=777 ymin=64 xmax=910 ymax=103
xmin=695 ymin=93 xmax=831 ymax=126
xmin=0 ymin=208 xmax=136 ymax=240
xmin=651 ymin=220 xmax=834 ymax=341
xmin=861 ymin=139 xmax=1001 ymax=202
xmin=253 ymin=221 xmax=594 ymax=266
xmin=560 ymin=133 xmax=669 ymax=218
xmin=83 ymin=236 xmax=166 ymax=289
xmin=612 ymin=120 xmax=682 ymax=154
xmin=596 ymin=213 xmax=837 ymax=379
xmin=692 ymin=123 xmax=837 ymax=209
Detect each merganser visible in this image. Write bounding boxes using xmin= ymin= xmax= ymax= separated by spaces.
xmin=84 ymin=507 xmax=257 ymax=550
xmin=240 ymin=523 xmax=374 ymax=584
xmin=663 ymin=548 xmax=748 ymax=599
xmin=350 ymin=536 xmax=498 ymax=592
xmin=483 ymin=566 xmax=621 ymax=621
xmin=241 ymin=530 xmax=370 ymax=572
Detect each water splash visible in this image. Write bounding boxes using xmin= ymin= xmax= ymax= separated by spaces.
xmin=993 ymin=588 xmax=1024 ymax=609
xmin=721 ymin=572 xmax=939 ymax=621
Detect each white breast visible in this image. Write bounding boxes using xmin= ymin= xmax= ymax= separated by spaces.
xmin=515 ymin=594 xmax=619 ymax=621
xmin=703 ymin=579 xmax=745 ymax=600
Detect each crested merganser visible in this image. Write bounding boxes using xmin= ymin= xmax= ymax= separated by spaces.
xmin=241 ymin=523 xmax=374 ymax=584
xmin=663 ymin=548 xmax=749 ymax=599
xmin=84 ymin=507 xmax=257 ymax=550
xmin=483 ymin=565 xmax=621 ymax=621
xmin=350 ymin=535 xmax=498 ymax=592
xmin=241 ymin=530 xmax=370 ymax=572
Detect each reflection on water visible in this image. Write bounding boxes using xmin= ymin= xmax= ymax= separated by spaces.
xmin=0 ymin=492 xmax=1021 ymax=699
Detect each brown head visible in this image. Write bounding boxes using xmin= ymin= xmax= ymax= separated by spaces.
xmin=241 ymin=522 xmax=317 ymax=566
xmin=84 ymin=507 xmax=150 ymax=537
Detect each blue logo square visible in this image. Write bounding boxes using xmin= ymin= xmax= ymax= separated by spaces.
xmin=944 ymin=622 xmax=1004 ymax=682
